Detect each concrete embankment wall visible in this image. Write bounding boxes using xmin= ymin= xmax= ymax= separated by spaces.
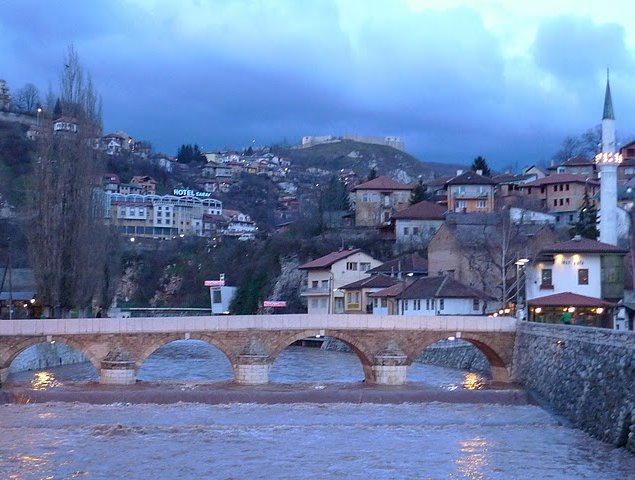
xmin=513 ymin=322 xmax=635 ymax=452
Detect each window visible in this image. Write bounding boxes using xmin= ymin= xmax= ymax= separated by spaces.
xmin=360 ymin=262 xmax=371 ymax=271
xmin=472 ymin=299 xmax=480 ymax=311
xmin=403 ymin=300 xmax=409 ymax=310
xmin=566 ymin=184 xmax=570 ymax=191
xmin=346 ymin=262 xmax=357 ymax=271
xmin=541 ymin=269 xmax=553 ymax=288
xmin=457 ymin=200 xmax=466 ymax=209
xmin=320 ymin=298 xmax=327 ymax=308
xmin=311 ymin=298 xmax=318 ymax=308
xmin=321 ymin=280 xmax=329 ymax=288
xmin=361 ymin=193 xmax=369 ymax=202
xmin=426 ymin=299 xmax=431 ymax=310
xmin=439 ymin=299 xmax=444 ymax=310
xmin=381 ymin=298 xmax=387 ymax=308
xmin=372 ymin=193 xmax=379 ymax=203
xmin=566 ymin=198 xmax=570 ymax=205
xmin=553 ymin=185 xmax=557 ymax=192
xmin=347 ymin=292 xmax=360 ymax=307
xmin=569 ymin=215 xmax=574 ymax=222
xmin=578 ymin=269 xmax=589 ymax=285
xmin=413 ymin=227 xmax=419 ymax=235
xmin=477 ymin=200 xmax=486 ymax=209
xmin=553 ymin=199 xmax=558 ymax=207
xmin=312 ymin=280 xmax=318 ymax=288
xmin=403 ymin=227 xmax=409 ymax=235
xmin=559 ymin=198 xmax=564 ymax=206
xmin=414 ymin=300 xmax=421 ymax=310
xmin=212 ymin=290 xmax=222 ymax=304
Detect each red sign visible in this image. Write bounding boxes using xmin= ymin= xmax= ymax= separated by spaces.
xmin=263 ymin=301 xmax=287 ymax=308
xmin=205 ymin=280 xmax=225 ymax=287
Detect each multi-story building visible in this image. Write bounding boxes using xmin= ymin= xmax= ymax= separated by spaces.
xmin=391 ymin=200 xmax=446 ymax=250
xmin=525 ymin=236 xmax=627 ymax=327
xmin=446 ymin=170 xmax=496 ymax=213
xmin=105 ymin=192 xmax=222 ymax=239
xmin=519 ymin=173 xmax=599 ymax=227
xmin=298 ymin=248 xmax=382 ymax=314
xmin=351 ymin=176 xmax=414 ymax=227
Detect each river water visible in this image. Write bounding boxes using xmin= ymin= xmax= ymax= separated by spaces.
xmin=2 ymin=340 xmax=635 ymax=479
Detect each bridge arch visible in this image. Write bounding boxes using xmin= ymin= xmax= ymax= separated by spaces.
xmin=136 ymin=333 xmax=235 ymax=372
xmin=269 ymin=330 xmax=375 ymax=382
xmin=1 ymin=336 xmax=101 ymax=373
xmin=409 ymin=333 xmax=511 ymax=383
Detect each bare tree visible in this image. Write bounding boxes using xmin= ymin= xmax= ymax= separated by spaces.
xmin=13 ymin=83 xmax=40 ymax=113
xmin=27 ymin=45 xmax=115 ymax=317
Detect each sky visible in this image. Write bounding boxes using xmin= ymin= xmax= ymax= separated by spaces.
xmin=2 ymin=0 xmax=635 ymax=169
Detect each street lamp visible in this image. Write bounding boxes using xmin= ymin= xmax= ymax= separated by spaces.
xmin=515 ymin=258 xmax=529 ymax=319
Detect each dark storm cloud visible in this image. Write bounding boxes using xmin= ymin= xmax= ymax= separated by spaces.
xmin=533 ymin=15 xmax=635 ymax=83
xmin=2 ymin=1 xmax=635 ymax=168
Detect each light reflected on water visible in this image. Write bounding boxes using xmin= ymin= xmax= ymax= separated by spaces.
xmin=30 ymin=371 xmax=58 ymax=391
xmin=455 ymin=437 xmax=490 ymax=480
xmin=463 ymin=372 xmax=486 ymax=390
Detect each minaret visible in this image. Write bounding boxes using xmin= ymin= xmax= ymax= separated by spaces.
xmin=595 ymin=70 xmax=621 ymax=246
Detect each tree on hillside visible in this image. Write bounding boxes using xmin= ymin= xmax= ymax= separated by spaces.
xmin=569 ymin=192 xmax=599 ymax=240
xmin=27 ymin=45 xmax=118 ymax=317
xmin=410 ymin=180 xmax=427 ymax=205
xmin=367 ymin=167 xmax=378 ymax=181
xmin=176 ymin=144 xmax=205 ymax=164
xmin=470 ymin=156 xmax=491 ymax=176
xmin=553 ymin=126 xmax=601 ymax=164
xmin=318 ymin=176 xmax=351 ymax=230
xmin=13 ymin=83 xmax=40 ymax=113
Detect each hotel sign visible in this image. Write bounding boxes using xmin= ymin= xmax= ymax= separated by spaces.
xmin=173 ymin=188 xmax=212 ymax=198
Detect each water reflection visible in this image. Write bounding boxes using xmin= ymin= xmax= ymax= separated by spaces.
xmin=30 ymin=371 xmax=58 ymax=391
xmin=455 ymin=437 xmax=490 ymax=480
xmin=463 ymin=372 xmax=486 ymax=390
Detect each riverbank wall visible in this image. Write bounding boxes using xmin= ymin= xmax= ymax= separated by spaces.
xmin=512 ymin=322 xmax=635 ymax=451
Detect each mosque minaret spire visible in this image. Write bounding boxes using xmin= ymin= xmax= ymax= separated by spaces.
xmin=596 ymin=68 xmax=621 ymax=246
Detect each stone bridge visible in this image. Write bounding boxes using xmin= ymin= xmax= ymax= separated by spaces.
xmin=0 ymin=314 xmax=516 ymax=386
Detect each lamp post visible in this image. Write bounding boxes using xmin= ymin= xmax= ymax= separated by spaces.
xmin=515 ymin=258 xmax=529 ymax=320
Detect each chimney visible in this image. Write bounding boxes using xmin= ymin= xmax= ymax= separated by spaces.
xmin=456 ymin=169 xmax=463 ymax=176
xmin=573 ymin=234 xmax=582 ymax=241
xmin=476 ymin=169 xmax=483 ymax=176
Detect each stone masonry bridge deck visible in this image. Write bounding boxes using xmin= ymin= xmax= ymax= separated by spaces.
xmin=0 ymin=314 xmax=517 ymax=386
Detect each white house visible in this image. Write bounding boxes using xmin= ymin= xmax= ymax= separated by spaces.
xmin=391 ymin=200 xmax=446 ymax=250
xmin=370 ymin=275 xmax=491 ymax=316
xmin=298 ymin=248 xmax=382 ymax=314
xmin=524 ymin=236 xmax=627 ymax=327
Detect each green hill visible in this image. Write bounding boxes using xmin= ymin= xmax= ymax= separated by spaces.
xmin=274 ymin=140 xmax=463 ymax=181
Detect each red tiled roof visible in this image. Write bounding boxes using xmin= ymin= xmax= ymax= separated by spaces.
xmin=367 ymin=253 xmax=428 ymax=275
xmin=368 ymin=282 xmax=409 ymax=298
xmin=391 ymin=200 xmax=446 ymax=220
xmin=352 ymin=176 xmax=414 ymax=191
xmin=527 ymin=292 xmax=614 ymax=307
xmin=522 ymin=173 xmax=599 ymax=187
xmin=340 ymin=275 xmax=398 ymax=290
xmin=541 ymin=237 xmax=628 ymax=255
xmin=446 ymin=171 xmax=496 ymax=186
xmin=298 ymin=248 xmax=363 ymax=270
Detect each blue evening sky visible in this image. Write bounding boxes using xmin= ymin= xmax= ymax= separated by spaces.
xmin=1 ymin=0 xmax=634 ymax=169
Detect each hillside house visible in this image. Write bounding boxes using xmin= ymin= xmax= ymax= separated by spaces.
xmin=351 ymin=176 xmax=414 ymax=227
xmin=446 ymin=170 xmax=496 ymax=213
xmin=427 ymin=212 xmax=555 ymax=303
xmin=391 ymin=200 xmax=446 ymax=250
xmin=339 ymin=275 xmax=398 ymax=314
xmin=366 ymin=253 xmax=428 ymax=279
xmin=298 ymin=248 xmax=382 ymax=314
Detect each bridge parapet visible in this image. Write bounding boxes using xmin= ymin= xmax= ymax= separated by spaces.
xmin=0 ymin=314 xmax=517 ymax=337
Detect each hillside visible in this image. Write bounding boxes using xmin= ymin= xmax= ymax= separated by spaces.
xmin=274 ymin=140 xmax=464 ymax=182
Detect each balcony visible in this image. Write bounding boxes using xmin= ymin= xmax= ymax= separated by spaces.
xmin=300 ymin=286 xmax=331 ymax=296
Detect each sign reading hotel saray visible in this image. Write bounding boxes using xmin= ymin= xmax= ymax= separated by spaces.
xmin=204 ymin=280 xmax=225 ymax=287
xmin=263 ymin=301 xmax=287 ymax=308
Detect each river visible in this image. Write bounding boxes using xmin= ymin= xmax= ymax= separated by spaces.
xmin=2 ymin=340 xmax=634 ymax=479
